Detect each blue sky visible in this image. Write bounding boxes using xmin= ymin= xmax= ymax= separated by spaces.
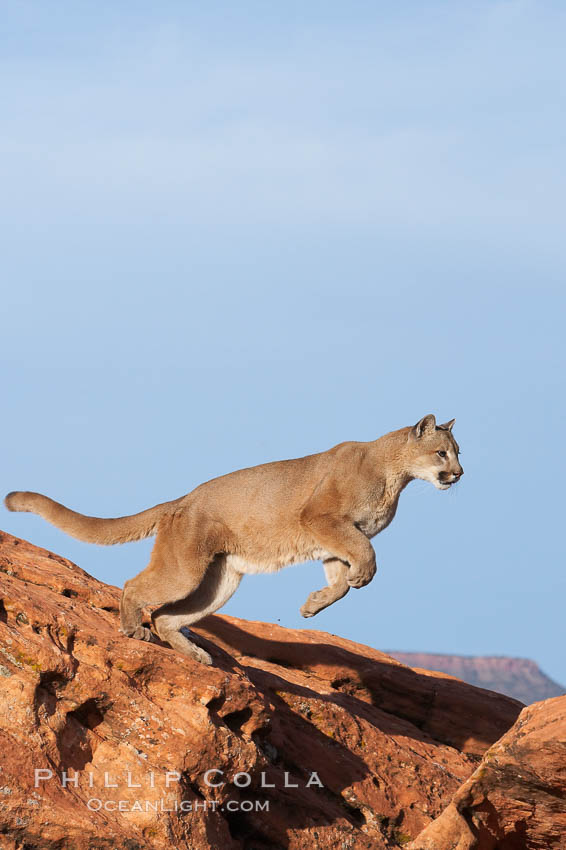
xmin=3 ymin=2 xmax=566 ymax=686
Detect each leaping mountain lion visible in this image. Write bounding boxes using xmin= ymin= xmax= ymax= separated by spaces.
xmin=5 ymin=414 xmax=463 ymax=665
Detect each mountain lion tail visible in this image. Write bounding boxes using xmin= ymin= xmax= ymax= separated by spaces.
xmin=4 ymin=491 xmax=177 ymax=545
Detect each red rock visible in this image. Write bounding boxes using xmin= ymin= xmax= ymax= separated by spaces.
xmin=408 ymin=694 xmax=566 ymax=849
xmin=0 ymin=532 xmax=521 ymax=849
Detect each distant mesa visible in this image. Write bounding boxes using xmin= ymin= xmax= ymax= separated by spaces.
xmin=386 ymin=650 xmax=565 ymax=705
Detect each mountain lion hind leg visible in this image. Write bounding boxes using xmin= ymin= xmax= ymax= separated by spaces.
xmin=119 ymin=510 xmax=225 ymax=653
xmin=300 ymin=558 xmax=350 ymax=618
xmin=151 ymin=556 xmax=241 ymax=665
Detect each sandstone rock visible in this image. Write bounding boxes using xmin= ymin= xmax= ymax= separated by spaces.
xmin=0 ymin=532 xmax=521 ymax=849
xmin=387 ymin=651 xmax=565 ymax=705
xmin=409 ymin=695 xmax=566 ymax=850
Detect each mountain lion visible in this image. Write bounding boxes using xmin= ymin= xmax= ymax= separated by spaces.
xmin=5 ymin=414 xmax=462 ymax=664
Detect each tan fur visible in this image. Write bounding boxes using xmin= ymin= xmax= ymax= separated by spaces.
xmin=5 ymin=414 xmax=463 ymax=665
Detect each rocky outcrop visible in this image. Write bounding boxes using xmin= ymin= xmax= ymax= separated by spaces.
xmin=0 ymin=532 xmax=522 ymax=849
xmin=409 ymin=694 xmax=566 ymax=849
xmin=387 ymin=651 xmax=565 ymax=705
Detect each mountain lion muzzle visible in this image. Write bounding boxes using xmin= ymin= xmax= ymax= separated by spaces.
xmin=5 ymin=414 xmax=463 ymax=665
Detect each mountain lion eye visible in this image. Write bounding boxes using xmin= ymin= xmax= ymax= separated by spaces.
xmin=437 ymin=450 xmax=447 ymax=458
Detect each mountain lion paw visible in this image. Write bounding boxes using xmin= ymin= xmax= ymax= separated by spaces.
xmin=300 ymin=590 xmax=327 ymax=618
xmin=131 ymin=625 xmax=155 ymax=641
xmin=192 ymin=646 xmax=213 ymax=665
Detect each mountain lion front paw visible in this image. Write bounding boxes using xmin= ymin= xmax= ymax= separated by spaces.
xmin=300 ymin=590 xmax=327 ymax=618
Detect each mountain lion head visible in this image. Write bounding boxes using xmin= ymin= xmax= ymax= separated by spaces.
xmin=407 ymin=414 xmax=463 ymax=490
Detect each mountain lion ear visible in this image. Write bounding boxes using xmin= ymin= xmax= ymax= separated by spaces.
xmin=439 ymin=418 xmax=456 ymax=432
xmin=411 ymin=414 xmax=436 ymax=439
